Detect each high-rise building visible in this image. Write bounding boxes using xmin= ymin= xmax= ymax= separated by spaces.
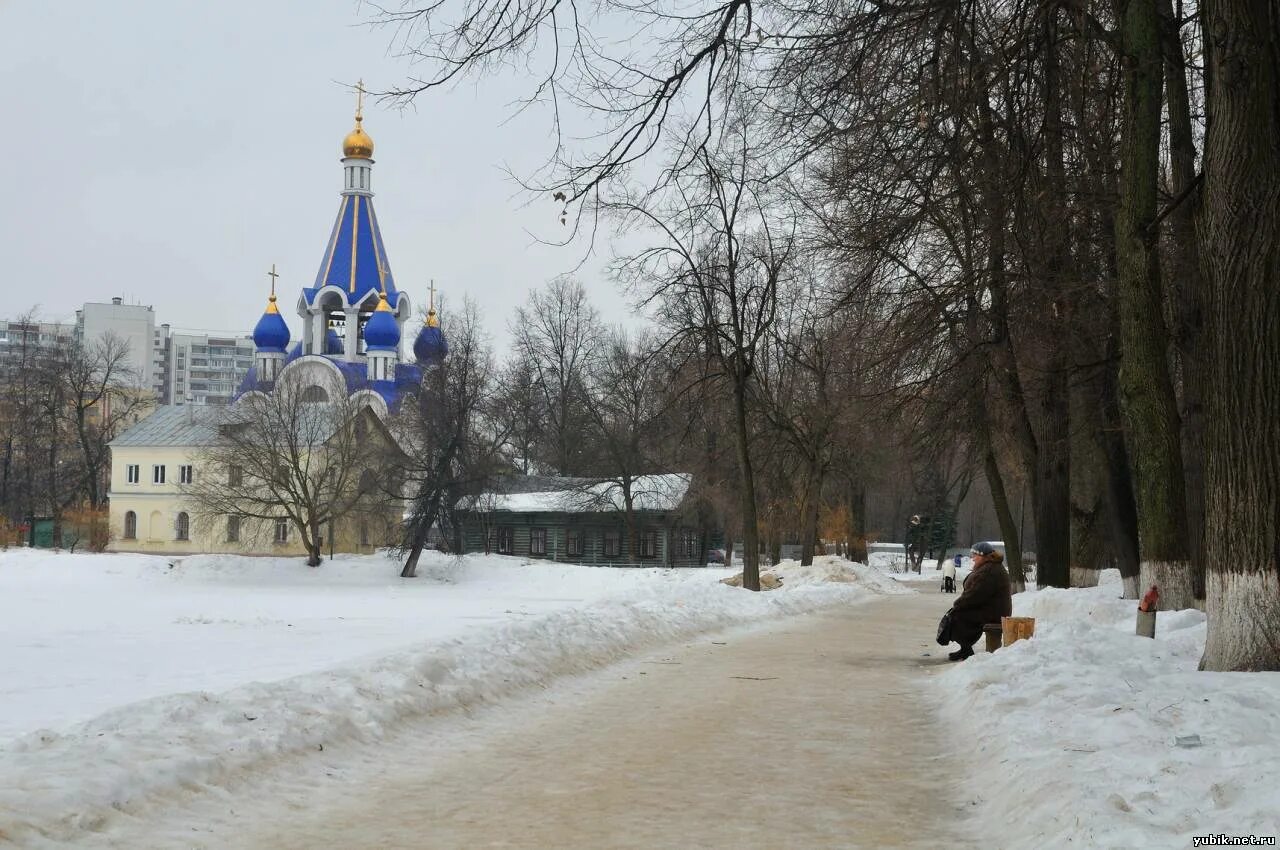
xmin=75 ymin=298 xmax=157 ymax=391
xmin=0 ymin=319 xmax=76 ymax=366
xmin=161 ymin=332 xmax=256 ymax=406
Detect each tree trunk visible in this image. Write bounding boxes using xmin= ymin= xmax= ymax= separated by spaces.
xmin=1159 ymin=0 xmax=1208 ymax=601
xmin=1070 ymin=342 xmax=1111 ymax=589
xmin=1032 ymin=4 xmax=1073 ymax=591
xmin=799 ymin=461 xmax=822 ymax=566
xmin=1197 ymin=0 xmax=1280 ymax=670
xmin=984 ymin=448 xmax=1025 ymax=593
xmin=847 ymin=480 xmax=868 ymax=563
xmin=402 ymin=537 xmax=425 ymax=578
xmin=731 ymin=378 xmax=761 ymax=591
xmin=304 ymin=517 xmax=323 ymax=567
xmin=1116 ymin=0 xmax=1194 ymax=607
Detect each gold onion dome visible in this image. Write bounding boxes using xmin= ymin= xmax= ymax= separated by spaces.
xmin=343 ymin=116 xmax=374 ymax=159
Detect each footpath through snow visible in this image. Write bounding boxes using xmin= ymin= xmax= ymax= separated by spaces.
xmin=933 ymin=569 xmax=1280 ymax=848
xmin=0 ymin=550 xmax=904 ymax=846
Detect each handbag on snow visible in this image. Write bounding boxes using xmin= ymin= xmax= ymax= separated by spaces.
xmin=936 ymin=609 xmax=954 ymax=645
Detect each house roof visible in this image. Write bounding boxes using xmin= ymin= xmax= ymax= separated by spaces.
xmin=460 ymin=473 xmax=692 ymax=514
xmin=108 ymin=405 xmax=221 ymax=447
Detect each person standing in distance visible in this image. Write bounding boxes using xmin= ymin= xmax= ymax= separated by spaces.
xmin=942 ymin=554 xmax=959 ymax=593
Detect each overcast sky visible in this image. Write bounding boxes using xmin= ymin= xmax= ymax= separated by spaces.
xmin=0 ymin=0 xmax=634 ymax=347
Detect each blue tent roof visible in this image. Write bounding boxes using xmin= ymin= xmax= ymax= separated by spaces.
xmin=303 ymin=194 xmax=401 ymax=309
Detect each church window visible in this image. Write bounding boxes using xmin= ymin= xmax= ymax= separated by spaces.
xmin=302 ymin=385 xmax=328 ymax=403
xmin=358 ymin=470 xmax=377 ymax=494
xmin=566 ymin=529 xmax=584 ymax=557
xmin=123 ymin=511 xmax=137 ymax=540
xmin=228 ymin=465 xmax=243 ymax=487
xmin=152 ymin=465 xmax=166 ymax=485
xmin=359 ymin=521 xmax=370 ymax=546
xmin=530 ymin=527 xmax=548 ymax=556
xmin=274 ymin=518 xmax=289 ymax=544
xmin=226 ymin=516 xmax=240 ymax=543
xmin=497 ymin=526 xmax=514 ymax=555
xmin=603 ymin=530 xmax=621 ymax=558
xmin=175 ymin=512 xmax=190 ymax=541
xmin=126 ymin=464 xmax=140 ymax=484
xmin=639 ymin=531 xmax=658 ymax=559
xmin=179 ymin=465 xmax=193 ymax=484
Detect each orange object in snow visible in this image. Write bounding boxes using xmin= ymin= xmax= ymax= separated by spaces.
xmin=1138 ymin=585 xmax=1160 ymax=613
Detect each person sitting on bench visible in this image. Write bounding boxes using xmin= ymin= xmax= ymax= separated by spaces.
xmin=947 ymin=542 xmax=1013 ymax=661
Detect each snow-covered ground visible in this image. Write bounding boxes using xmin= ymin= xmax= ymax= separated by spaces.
xmin=936 ymin=569 xmax=1280 ymax=848
xmin=0 ymin=549 xmax=901 ymax=845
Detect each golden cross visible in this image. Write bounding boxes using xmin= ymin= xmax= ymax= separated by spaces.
xmin=355 ymin=78 xmax=365 ymax=122
xmin=377 ymin=259 xmax=388 ymax=294
xmin=428 ymin=279 xmax=436 ymax=310
xmin=267 ymin=263 xmax=280 ymax=297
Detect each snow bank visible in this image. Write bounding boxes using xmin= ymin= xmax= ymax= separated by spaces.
xmin=0 ymin=551 xmax=890 ymax=844
xmin=769 ymin=557 xmax=913 ymax=594
xmin=937 ymin=570 xmax=1280 ymax=848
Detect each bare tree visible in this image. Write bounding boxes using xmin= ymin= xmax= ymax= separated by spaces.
xmin=578 ymin=328 xmax=668 ymax=554
xmin=185 ymin=374 xmax=392 ymax=567
xmin=511 ymin=277 xmax=599 ymax=475
xmin=395 ymin=299 xmax=504 ymax=577
xmin=59 ymin=333 xmax=153 ymax=508
xmin=613 ymin=118 xmax=790 ymax=591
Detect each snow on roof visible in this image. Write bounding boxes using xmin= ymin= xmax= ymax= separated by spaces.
xmin=461 ymin=473 xmax=692 ymax=514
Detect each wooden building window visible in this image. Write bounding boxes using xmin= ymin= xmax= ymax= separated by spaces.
xmin=175 ymin=512 xmax=190 ymax=541
xmin=226 ymin=515 xmax=240 ymax=543
xmin=123 ymin=511 xmax=137 ymax=540
xmin=228 ymin=465 xmax=243 ymax=487
xmin=681 ymin=531 xmax=700 ymax=559
xmin=274 ymin=517 xmax=289 ymax=544
xmin=566 ymin=529 xmax=584 ymax=557
xmin=639 ymin=531 xmax=657 ymax=558
xmin=530 ymin=527 xmax=548 ymax=556
xmin=497 ymin=526 xmax=514 ymax=555
xmin=603 ymin=530 xmax=621 ymax=558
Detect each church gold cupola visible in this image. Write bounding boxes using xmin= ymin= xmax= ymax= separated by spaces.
xmin=297 ymin=82 xmax=410 ymax=364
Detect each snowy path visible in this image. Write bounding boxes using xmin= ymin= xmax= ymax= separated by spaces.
xmin=76 ymin=588 xmax=976 ymax=849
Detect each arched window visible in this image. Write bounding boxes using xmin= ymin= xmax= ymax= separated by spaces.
xmin=301 ymin=385 xmax=329 ymax=403
xmin=124 ymin=511 xmax=137 ymax=540
xmin=176 ymin=512 xmax=190 ymax=541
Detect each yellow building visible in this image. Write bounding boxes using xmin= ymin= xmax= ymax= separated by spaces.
xmin=106 ymin=405 xmax=399 ymax=557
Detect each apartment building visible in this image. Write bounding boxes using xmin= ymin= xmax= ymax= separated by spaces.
xmin=0 ymin=319 xmax=76 ymax=366
xmin=159 ymin=332 xmax=256 ymax=406
xmin=75 ymin=298 xmax=157 ymax=391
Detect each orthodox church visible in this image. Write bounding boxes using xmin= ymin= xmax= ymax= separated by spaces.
xmin=239 ymin=92 xmax=448 ymax=414
xmin=107 ymin=96 xmax=445 ymax=555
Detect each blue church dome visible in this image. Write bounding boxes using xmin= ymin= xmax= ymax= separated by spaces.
xmin=414 ymin=309 xmax=448 ymax=364
xmin=252 ymin=297 xmax=291 ymax=352
xmin=364 ymin=294 xmax=400 ymax=351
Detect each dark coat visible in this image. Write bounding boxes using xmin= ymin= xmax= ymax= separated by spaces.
xmin=950 ymin=557 xmax=1013 ymax=644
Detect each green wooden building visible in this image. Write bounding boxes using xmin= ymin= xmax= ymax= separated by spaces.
xmin=456 ymin=473 xmax=721 ymax=568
